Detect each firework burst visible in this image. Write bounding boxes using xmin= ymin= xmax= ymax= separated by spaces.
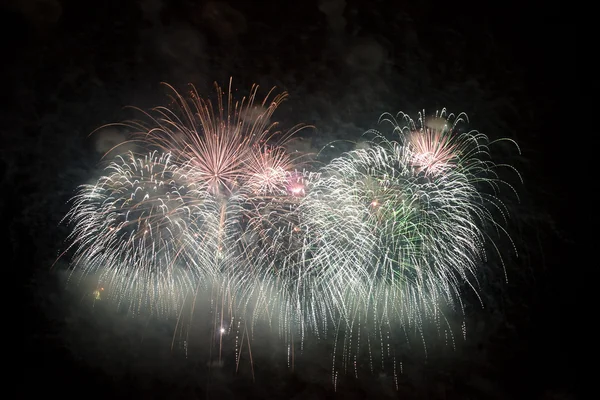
xmin=59 ymin=151 xmax=221 ymax=316
xmin=59 ymin=80 xmax=522 ymax=384
xmin=123 ymin=78 xmax=305 ymax=196
xmin=254 ymin=108 xmax=521 ymax=381
xmin=59 ymin=80 xmax=316 ymax=367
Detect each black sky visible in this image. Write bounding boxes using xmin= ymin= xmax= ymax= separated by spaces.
xmin=4 ymin=0 xmax=577 ymax=398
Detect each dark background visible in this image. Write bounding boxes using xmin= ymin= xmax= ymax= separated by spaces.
xmin=3 ymin=0 xmax=577 ymax=398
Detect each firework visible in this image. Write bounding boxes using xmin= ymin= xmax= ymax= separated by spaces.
xmin=123 ymin=78 xmax=305 ymax=196
xmin=59 ymin=80 xmax=522 ymax=380
xmin=259 ymin=108 xmax=521 ymax=378
xmin=60 ymin=151 xmax=223 ymax=316
xmin=59 ymin=81 xmax=312 ymax=348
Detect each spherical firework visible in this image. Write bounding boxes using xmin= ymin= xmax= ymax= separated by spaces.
xmin=266 ymin=108 xmax=521 ymax=377
xmin=60 ymin=151 xmax=220 ymax=316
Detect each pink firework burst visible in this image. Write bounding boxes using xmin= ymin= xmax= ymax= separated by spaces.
xmin=245 ymin=145 xmax=294 ymax=196
xmin=407 ymin=116 xmax=459 ymax=176
xmin=285 ymin=170 xmax=309 ymax=197
xmin=125 ymin=78 xmax=305 ymax=196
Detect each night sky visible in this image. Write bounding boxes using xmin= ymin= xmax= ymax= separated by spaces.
xmin=4 ymin=0 xmax=577 ymax=399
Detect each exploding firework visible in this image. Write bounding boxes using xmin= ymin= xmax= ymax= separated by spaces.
xmin=59 ymin=80 xmax=522 ymax=383
xmin=259 ymin=108 xmax=522 ymax=380
xmin=58 ymin=81 xmax=314 ymax=365
xmin=122 ymin=78 xmax=306 ymax=196
xmin=59 ymin=151 xmax=224 ymax=316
